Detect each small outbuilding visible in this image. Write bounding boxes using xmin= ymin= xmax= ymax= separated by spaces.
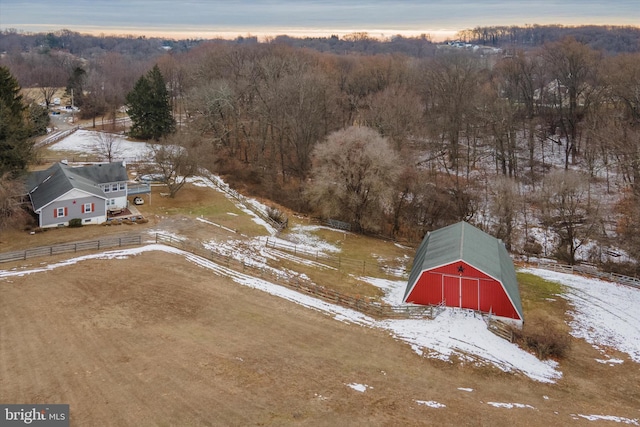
xmin=403 ymin=221 xmax=523 ymax=324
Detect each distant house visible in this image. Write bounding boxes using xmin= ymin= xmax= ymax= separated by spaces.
xmin=403 ymin=221 xmax=523 ymax=325
xmin=26 ymin=161 xmax=131 ymax=228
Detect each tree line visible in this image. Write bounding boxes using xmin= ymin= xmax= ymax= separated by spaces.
xmin=1 ymin=30 xmax=640 ymax=272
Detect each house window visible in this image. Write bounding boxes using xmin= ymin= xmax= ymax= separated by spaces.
xmin=112 ymin=183 xmax=118 ymax=191
xmin=82 ymin=203 xmax=93 ymax=213
xmin=110 ymin=199 xmax=115 ymax=206
xmin=54 ymin=207 xmax=67 ymax=218
xmin=104 ymin=184 xmax=110 ymax=193
xmin=119 ymin=182 xmax=126 ymax=191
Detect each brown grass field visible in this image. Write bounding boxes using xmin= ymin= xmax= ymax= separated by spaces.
xmin=1 ymin=184 xmax=640 ymax=426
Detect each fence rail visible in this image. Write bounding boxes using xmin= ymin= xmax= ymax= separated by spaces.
xmin=264 ymin=237 xmax=385 ymax=276
xmin=35 ymin=126 xmax=80 ymax=148
xmin=198 ymin=171 xmax=287 ymax=232
xmin=536 ymin=261 xmax=640 ymax=290
xmin=487 ymin=318 xmax=514 ymax=342
xmin=155 ymin=233 xmax=436 ymax=320
xmin=0 ymin=235 xmax=143 ymax=264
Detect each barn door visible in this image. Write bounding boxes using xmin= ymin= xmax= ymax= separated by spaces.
xmin=460 ymin=278 xmax=480 ymax=310
xmin=443 ymin=275 xmax=460 ymax=307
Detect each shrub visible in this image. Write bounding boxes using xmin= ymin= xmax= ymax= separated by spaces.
xmin=266 ymin=206 xmax=287 ymax=226
xmin=69 ymin=218 xmax=83 ymax=228
xmin=122 ymin=219 xmax=133 ymax=225
xmin=513 ymin=316 xmax=571 ymax=360
xmin=523 ymin=237 xmax=542 ymax=257
xmin=137 ymin=217 xmax=149 ymax=224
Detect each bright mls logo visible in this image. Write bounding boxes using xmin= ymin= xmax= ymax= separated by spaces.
xmin=0 ymin=405 xmax=68 ymax=426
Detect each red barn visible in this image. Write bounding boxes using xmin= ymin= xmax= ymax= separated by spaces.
xmin=403 ymin=222 xmax=523 ymax=324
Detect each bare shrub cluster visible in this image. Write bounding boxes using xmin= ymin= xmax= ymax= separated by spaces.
xmin=513 ymin=315 xmax=572 ymax=360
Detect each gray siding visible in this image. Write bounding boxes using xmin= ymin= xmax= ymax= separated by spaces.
xmin=40 ymin=195 xmax=106 ymax=227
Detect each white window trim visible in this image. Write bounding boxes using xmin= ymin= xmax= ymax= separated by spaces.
xmin=83 ymin=203 xmax=92 ymax=213
xmin=56 ymin=207 xmax=65 ymax=217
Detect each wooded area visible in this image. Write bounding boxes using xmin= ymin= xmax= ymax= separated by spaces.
xmin=1 ymin=25 xmax=639 ymax=271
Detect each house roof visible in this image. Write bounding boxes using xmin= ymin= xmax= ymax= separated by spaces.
xmin=27 ymin=162 xmax=128 ymax=212
xmin=404 ymin=221 xmax=523 ymax=318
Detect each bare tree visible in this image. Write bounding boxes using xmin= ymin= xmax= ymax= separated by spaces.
xmin=540 ymin=37 xmax=600 ymax=169
xmin=422 ymin=51 xmax=481 ymax=173
xmin=0 ymin=173 xmax=28 ymax=235
xmin=306 ymin=126 xmax=400 ymax=233
xmin=150 ymin=131 xmax=203 ymax=198
xmin=537 ymin=170 xmax=601 ymax=264
xmin=489 ymin=176 xmax=520 ymax=251
xmin=94 ymin=132 xmax=123 ymax=162
xmin=363 ymin=83 xmax=424 ymax=152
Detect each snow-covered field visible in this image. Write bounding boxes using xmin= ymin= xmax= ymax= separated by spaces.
xmin=48 ymin=129 xmax=152 ymax=162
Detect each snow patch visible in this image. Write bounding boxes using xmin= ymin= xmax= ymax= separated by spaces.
xmin=359 ymin=276 xmax=407 ymax=305
xmin=573 ymin=414 xmax=639 ymax=425
xmin=595 ymin=358 xmax=624 ymax=366
xmin=346 ymin=383 xmax=372 ymax=393
xmin=416 ymin=400 xmax=446 ymax=408
xmin=521 ymin=268 xmax=640 ymax=363
xmin=487 ymin=402 xmax=536 ymax=409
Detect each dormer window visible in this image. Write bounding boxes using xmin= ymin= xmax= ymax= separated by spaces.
xmin=104 ymin=185 xmax=110 ymax=193
xmin=112 ymin=183 xmax=118 ymax=191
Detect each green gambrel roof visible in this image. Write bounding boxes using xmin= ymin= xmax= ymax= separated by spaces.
xmin=404 ymin=221 xmax=523 ymax=319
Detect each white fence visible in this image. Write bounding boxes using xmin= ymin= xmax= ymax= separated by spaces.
xmin=536 ymin=261 xmax=640 ymax=289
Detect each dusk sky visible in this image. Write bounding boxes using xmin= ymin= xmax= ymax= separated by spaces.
xmin=0 ymin=0 xmax=638 ymax=41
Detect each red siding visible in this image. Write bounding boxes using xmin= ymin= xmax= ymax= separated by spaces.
xmin=406 ymin=272 xmax=443 ymax=305
xmin=407 ymin=261 xmax=520 ymax=320
xmin=479 ymin=280 xmax=519 ymax=319
xmin=432 ymin=262 xmax=493 ymax=280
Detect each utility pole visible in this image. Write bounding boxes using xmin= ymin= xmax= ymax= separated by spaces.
xmin=71 ymin=88 xmax=75 ymax=124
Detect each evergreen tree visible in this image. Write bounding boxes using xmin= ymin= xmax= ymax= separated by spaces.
xmin=126 ymin=65 xmax=175 ymax=141
xmin=0 ymin=66 xmax=33 ymax=177
xmin=66 ymin=66 xmax=86 ymax=107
